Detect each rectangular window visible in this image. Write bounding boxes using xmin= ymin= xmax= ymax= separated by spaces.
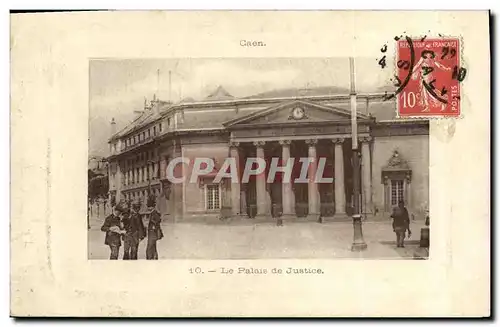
xmin=206 ymin=184 xmax=220 ymax=210
xmin=167 ymin=118 xmax=171 ymax=127
xmin=147 ymin=129 xmax=151 ymax=138
xmin=159 ymin=123 xmax=162 ymax=132
xmin=153 ymin=126 xmax=156 ymax=135
xmin=391 ymin=180 xmax=404 ymax=206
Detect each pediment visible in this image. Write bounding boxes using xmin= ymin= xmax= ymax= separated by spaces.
xmin=383 ymin=150 xmax=411 ymax=171
xmin=223 ymin=100 xmax=371 ymax=127
xmin=381 ymin=150 xmax=412 ymax=182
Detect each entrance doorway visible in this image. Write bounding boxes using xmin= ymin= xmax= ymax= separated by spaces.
xmin=291 ymin=141 xmax=309 ymax=218
xmin=267 ymin=142 xmax=283 ymax=218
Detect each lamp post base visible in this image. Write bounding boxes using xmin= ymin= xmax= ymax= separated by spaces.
xmin=351 ymin=242 xmax=368 ymax=251
xmin=351 ymin=214 xmax=368 ymax=252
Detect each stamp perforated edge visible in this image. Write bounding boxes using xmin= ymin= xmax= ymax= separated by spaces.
xmin=391 ymin=33 xmax=465 ymax=120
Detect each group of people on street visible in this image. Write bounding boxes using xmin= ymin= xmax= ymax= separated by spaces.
xmin=100 ymin=197 xmax=163 ymax=260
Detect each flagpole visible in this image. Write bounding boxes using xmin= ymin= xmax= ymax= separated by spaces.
xmin=349 ymin=57 xmax=367 ymax=252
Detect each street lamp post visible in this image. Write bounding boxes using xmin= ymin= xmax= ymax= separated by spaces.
xmin=349 ymin=57 xmax=367 ymax=252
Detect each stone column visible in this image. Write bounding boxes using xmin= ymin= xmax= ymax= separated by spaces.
xmin=333 ymin=138 xmax=346 ymax=215
xmin=280 ymin=140 xmax=294 ymax=218
xmin=254 ymin=141 xmax=268 ymax=217
xmin=305 ymin=139 xmax=320 ymax=220
xmin=405 ymin=173 xmax=412 ymax=211
xmin=361 ymin=137 xmax=373 ymax=214
xmin=240 ymin=189 xmax=248 ymax=218
xmin=116 ymin=163 xmax=122 ymax=202
xmin=229 ymin=141 xmax=241 ymax=216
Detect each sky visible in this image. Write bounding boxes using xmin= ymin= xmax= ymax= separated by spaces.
xmin=89 ymin=57 xmax=393 ymax=157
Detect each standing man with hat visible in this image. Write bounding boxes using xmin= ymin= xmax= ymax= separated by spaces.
xmin=100 ymin=203 xmax=126 ymax=260
xmin=391 ymin=200 xmax=412 ymax=248
xmin=146 ymin=194 xmax=163 ymax=260
xmin=122 ymin=200 xmax=146 ymax=260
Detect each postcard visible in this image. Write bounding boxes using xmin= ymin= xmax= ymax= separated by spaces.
xmin=10 ymin=11 xmax=490 ymax=317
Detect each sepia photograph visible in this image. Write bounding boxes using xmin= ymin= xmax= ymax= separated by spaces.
xmin=88 ymin=57 xmax=430 ymax=260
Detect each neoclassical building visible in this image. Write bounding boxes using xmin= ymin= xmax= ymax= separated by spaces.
xmin=106 ymin=86 xmax=429 ymax=222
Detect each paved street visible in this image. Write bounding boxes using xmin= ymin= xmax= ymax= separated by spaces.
xmin=88 ymin=217 xmax=426 ymax=260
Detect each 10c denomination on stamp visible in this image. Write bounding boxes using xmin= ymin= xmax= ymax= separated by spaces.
xmin=396 ymin=38 xmax=464 ymax=118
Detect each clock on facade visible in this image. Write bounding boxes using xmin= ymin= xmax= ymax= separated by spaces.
xmin=291 ymin=107 xmax=305 ymax=120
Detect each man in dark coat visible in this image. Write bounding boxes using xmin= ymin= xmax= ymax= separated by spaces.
xmin=146 ymin=196 xmax=163 ymax=260
xmin=391 ymin=200 xmax=412 ymax=248
xmin=101 ymin=204 xmax=125 ymax=259
xmin=122 ymin=200 xmax=146 ymax=260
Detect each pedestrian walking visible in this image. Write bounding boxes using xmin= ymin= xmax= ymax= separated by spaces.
xmin=122 ymin=200 xmax=146 ymax=260
xmin=100 ymin=204 xmax=126 ymax=259
xmin=146 ymin=197 xmax=163 ymax=260
xmin=391 ymin=200 xmax=412 ymax=248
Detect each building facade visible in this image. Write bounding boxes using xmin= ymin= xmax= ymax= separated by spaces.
xmin=106 ymin=86 xmax=429 ymax=222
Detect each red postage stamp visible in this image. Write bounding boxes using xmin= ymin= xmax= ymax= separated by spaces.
xmin=396 ymin=37 xmax=463 ymax=117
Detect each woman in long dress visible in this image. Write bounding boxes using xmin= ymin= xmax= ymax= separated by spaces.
xmin=411 ymin=51 xmax=452 ymax=112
